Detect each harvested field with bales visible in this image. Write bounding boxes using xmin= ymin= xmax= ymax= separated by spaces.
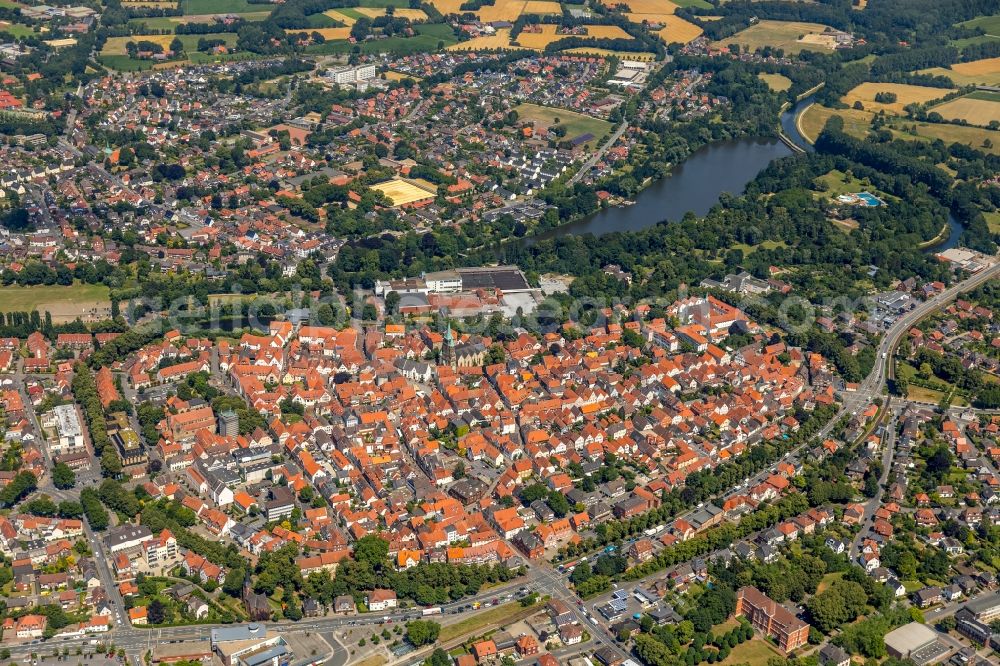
xmin=372 ymin=178 xmax=438 ymax=206
xmin=841 ymin=82 xmax=954 ymax=114
xmin=714 ymin=20 xmax=838 ymax=54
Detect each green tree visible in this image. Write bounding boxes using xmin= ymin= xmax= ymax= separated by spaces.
xmin=405 ymin=620 xmax=441 ymax=647
xmin=52 ymin=462 xmax=75 ymax=489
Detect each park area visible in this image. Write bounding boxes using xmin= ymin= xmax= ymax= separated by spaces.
xmin=0 ymin=283 xmax=112 ymax=323
xmin=930 ymin=91 xmax=1000 ymax=127
xmin=714 ymin=20 xmax=838 ymax=54
xmin=513 ymin=102 xmax=613 ymax=147
xmin=758 ymin=72 xmax=791 ymax=91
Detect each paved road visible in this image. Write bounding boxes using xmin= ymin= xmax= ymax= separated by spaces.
xmin=567 ymin=121 xmax=628 ymax=186
xmin=849 ymin=406 xmax=899 ymax=560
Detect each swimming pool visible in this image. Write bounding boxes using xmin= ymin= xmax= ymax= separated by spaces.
xmin=857 ymin=191 xmax=884 ymax=206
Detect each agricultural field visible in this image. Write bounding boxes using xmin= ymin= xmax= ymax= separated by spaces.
xmin=102 ymin=34 xmax=176 ymax=55
xmin=841 ymin=82 xmax=954 ymax=114
xmin=372 ymin=178 xmax=438 ymax=206
xmin=799 ymin=103 xmax=1000 ymax=155
xmin=354 ymin=7 xmax=429 ymax=20
xmin=918 ymin=57 xmax=1000 ymax=86
xmin=655 ymin=16 xmax=703 ymax=44
xmin=798 ymin=104 xmax=874 ymax=142
xmin=122 ymin=1 xmax=177 ymax=8
xmin=130 ymin=12 xmax=271 ymax=31
xmin=714 ymin=20 xmax=838 ymax=54
xmin=515 ymin=24 xmax=632 ymax=49
xmin=101 ymin=33 xmax=238 ymax=56
xmin=758 ymin=72 xmax=791 ymax=91
xmin=564 ymin=46 xmax=656 ymax=60
xmin=181 ymin=0 xmax=267 ymax=13
xmin=602 ymin=0 xmax=679 ymax=13
xmin=448 ymin=28 xmax=514 ymax=51
xmin=930 ymin=91 xmax=1000 ymax=126
xmin=958 ymin=13 xmax=1000 ymax=37
xmin=513 ymin=102 xmax=612 ymax=148
xmin=288 ymin=27 xmax=353 ymax=40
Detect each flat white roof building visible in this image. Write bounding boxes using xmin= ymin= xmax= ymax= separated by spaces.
xmin=51 ymin=403 xmax=84 ymax=454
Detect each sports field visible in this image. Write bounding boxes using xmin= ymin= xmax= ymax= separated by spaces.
xmin=758 ymin=72 xmax=792 ymax=91
xmin=841 ymin=82 xmax=954 ymax=114
xmin=513 ymin=103 xmax=612 ymax=147
xmin=372 ymin=179 xmax=438 ymax=206
xmin=0 ymin=283 xmax=112 ymax=323
xmin=931 ymin=92 xmax=1000 ymax=127
xmin=714 ymin=20 xmax=838 ymax=54
xmin=920 ymin=57 xmax=1000 ymax=86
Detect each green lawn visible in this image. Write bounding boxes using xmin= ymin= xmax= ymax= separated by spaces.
xmin=182 ymin=0 xmax=269 ymax=13
xmin=513 ymin=102 xmax=613 ymax=148
xmin=0 ymin=22 xmax=36 ymax=38
xmin=985 ymin=211 xmax=1000 ymax=234
xmin=814 ymin=169 xmax=879 ymax=197
xmin=0 ymin=282 xmax=111 ymax=315
xmin=438 ymin=601 xmax=533 ymax=643
xmin=717 ymin=639 xmax=783 ymax=666
xmin=816 ymin=571 xmax=845 ymax=595
xmin=671 ymin=0 xmax=713 ymax=7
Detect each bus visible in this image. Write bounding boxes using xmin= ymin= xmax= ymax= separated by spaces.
xmin=422 ymin=607 xmax=442 ymax=616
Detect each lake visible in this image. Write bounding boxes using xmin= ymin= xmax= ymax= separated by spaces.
xmin=534 ymin=136 xmax=795 ymax=241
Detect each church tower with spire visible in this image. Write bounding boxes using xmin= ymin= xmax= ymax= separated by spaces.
xmin=442 ymin=323 xmax=456 ymax=368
